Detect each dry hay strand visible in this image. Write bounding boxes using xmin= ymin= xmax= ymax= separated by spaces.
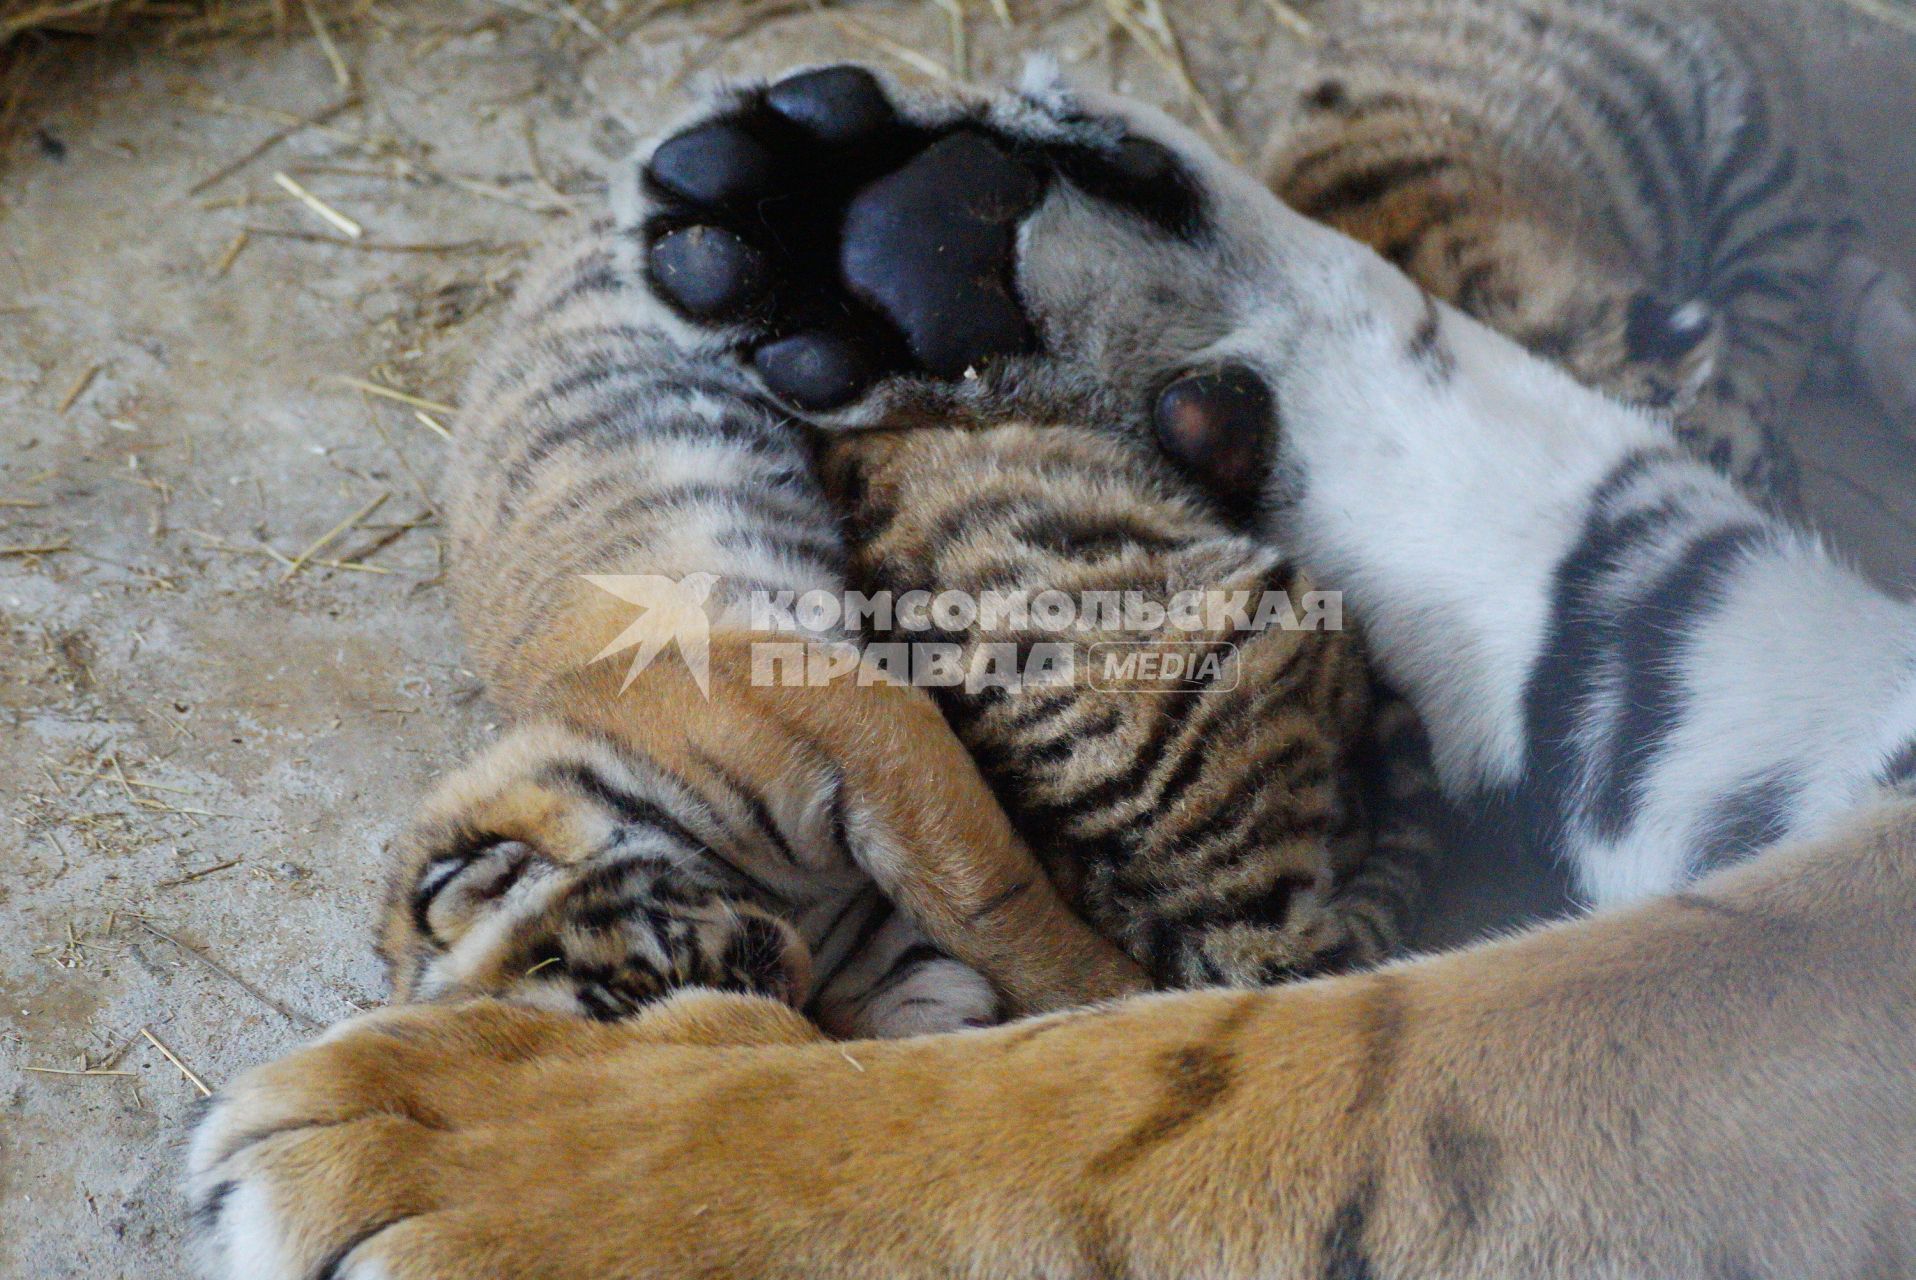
xmin=0 ymin=1 xmax=1305 ymax=164
xmin=2 ymin=0 xmax=352 ymax=46
xmin=1832 ymin=0 xmax=1916 ymax=35
xmin=0 ymin=1 xmax=362 ymax=151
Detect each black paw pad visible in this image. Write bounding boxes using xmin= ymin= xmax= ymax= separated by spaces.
xmin=1154 ymin=365 xmax=1274 ymax=513
xmin=649 ymin=226 xmax=767 ymax=319
xmin=1050 ymin=134 xmax=1206 ymax=239
xmin=647 ymin=121 xmax=777 ymax=207
xmin=841 ymin=131 xmax=1044 ymax=378
xmin=766 ymin=66 xmax=896 ymax=146
xmin=1109 ymin=136 xmax=1177 ymax=184
xmin=754 ymin=331 xmax=875 ymax=410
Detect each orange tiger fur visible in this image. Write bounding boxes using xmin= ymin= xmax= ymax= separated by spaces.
xmin=193 ymin=800 xmax=1916 ymax=1277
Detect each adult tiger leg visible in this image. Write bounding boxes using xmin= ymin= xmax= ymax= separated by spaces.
xmin=189 ymin=800 xmax=1916 ymax=1280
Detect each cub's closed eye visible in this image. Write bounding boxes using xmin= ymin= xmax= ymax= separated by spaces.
xmin=410 ymin=839 xmax=538 ymax=941
xmin=414 ymin=853 xmax=477 ymax=908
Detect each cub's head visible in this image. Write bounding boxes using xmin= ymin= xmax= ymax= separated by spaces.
xmin=1418 ymin=216 xmax=1725 ymax=419
xmin=381 ymin=723 xmax=810 ymax=1020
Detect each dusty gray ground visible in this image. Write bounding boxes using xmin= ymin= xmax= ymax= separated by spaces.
xmin=1 ymin=2 xmax=1912 ymax=1275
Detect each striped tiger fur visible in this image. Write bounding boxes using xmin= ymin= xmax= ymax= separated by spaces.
xmin=824 ymin=424 xmax=1442 ymax=985
xmin=380 ymin=216 xmax=1151 ymax=1039
xmin=1264 ymin=0 xmax=1916 ymax=509
xmin=190 ymin=66 xmax=1916 ymax=1280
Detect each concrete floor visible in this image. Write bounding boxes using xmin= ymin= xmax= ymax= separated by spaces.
xmin=1 ymin=2 xmax=1912 ymax=1275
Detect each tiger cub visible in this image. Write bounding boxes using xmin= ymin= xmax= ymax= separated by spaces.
xmin=1264 ymin=0 xmax=1916 ymax=509
xmin=822 ymin=414 xmax=1441 ymax=987
xmin=381 ymin=216 xmax=1150 ymax=1039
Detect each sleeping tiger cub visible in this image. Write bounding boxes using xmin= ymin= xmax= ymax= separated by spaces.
xmin=384 ymin=214 xmax=1152 ymax=1039
xmin=823 ymin=421 xmax=1440 ymax=985
xmin=397 ymin=61 xmax=1442 ymax=1017
xmin=1264 ymin=0 xmax=1916 ymax=508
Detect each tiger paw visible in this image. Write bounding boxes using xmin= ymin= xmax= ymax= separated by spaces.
xmin=1166 ymin=906 xmax=1389 ymax=989
xmin=623 ymin=62 xmax=1337 ymax=481
xmin=185 ymin=995 xmax=817 ymax=1279
xmin=646 ymin=66 xmax=1047 ymax=397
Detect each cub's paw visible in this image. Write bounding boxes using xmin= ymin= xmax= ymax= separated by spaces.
xmin=185 ymin=994 xmax=815 ymax=1279
xmin=1166 ymin=903 xmax=1389 ymax=990
xmin=623 ymin=62 xmax=1330 ymax=483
